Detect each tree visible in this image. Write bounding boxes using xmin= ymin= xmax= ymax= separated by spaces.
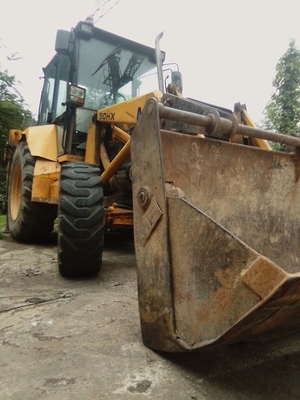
xmin=0 ymin=67 xmax=34 ymax=211
xmin=262 ymin=39 xmax=300 ymax=151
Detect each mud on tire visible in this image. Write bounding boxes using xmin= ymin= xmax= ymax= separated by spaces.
xmin=58 ymin=162 xmax=104 ymax=276
xmin=7 ymin=141 xmax=57 ymax=242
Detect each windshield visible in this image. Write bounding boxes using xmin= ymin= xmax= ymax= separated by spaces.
xmin=77 ymin=37 xmax=159 ymax=110
xmin=38 ymin=24 xmax=163 ymax=130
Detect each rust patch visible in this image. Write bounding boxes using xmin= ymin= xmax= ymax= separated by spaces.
xmin=241 ymin=256 xmax=287 ymax=299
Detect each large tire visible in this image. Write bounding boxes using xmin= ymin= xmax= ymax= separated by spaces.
xmin=7 ymin=141 xmax=57 ymax=242
xmin=58 ymin=162 xmax=104 ymax=277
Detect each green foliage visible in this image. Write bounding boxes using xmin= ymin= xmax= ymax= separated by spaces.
xmin=0 ymin=214 xmax=6 ymax=238
xmin=262 ymin=40 xmax=300 ymax=151
xmin=0 ymin=66 xmax=34 ymax=212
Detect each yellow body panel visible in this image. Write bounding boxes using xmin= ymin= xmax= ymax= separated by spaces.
xmin=85 ymin=122 xmax=99 ymax=165
xmin=96 ymin=90 xmax=162 ymax=124
xmin=57 ymin=155 xmax=84 ymax=162
xmin=24 ymin=125 xmax=64 ymax=161
xmin=8 ymin=129 xmax=23 ymax=146
xmin=32 ymin=159 xmax=60 ymax=204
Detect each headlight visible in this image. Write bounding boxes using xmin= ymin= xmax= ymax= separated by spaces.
xmin=67 ymin=84 xmax=86 ymax=107
xmin=75 ymin=19 xmax=94 ymax=40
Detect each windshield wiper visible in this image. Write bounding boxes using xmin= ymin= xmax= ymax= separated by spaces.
xmin=92 ymin=45 xmax=122 ymax=76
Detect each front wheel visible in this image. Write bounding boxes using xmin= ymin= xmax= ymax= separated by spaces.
xmin=58 ymin=162 xmax=104 ymax=276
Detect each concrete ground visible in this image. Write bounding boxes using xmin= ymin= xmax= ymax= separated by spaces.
xmin=1 ymin=232 xmax=300 ymax=400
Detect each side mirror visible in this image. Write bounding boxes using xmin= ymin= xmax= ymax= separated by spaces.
xmin=55 ymin=30 xmax=70 ymax=55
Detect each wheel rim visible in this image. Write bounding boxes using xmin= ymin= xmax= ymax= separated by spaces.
xmin=10 ymin=163 xmax=21 ymax=221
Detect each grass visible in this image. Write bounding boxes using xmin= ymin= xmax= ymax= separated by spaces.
xmin=0 ymin=214 xmax=7 ymax=239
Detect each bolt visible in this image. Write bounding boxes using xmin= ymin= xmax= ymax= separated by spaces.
xmin=137 ymin=186 xmax=151 ymax=209
xmin=146 ymin=101 xmax=154 ymax=115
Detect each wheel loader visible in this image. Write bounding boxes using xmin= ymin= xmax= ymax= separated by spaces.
xmin=4 ymin=18 xmax=300 ymax=352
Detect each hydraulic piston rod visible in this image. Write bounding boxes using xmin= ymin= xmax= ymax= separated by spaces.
xmin=155 ymin=101 xmax=300 ymax=148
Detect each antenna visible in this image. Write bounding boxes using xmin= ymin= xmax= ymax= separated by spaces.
xmin=91 ymin=0 xmax=122 ymax=23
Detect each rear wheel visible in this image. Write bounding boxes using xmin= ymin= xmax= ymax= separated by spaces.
xmin=58 ymin=162 xmax=104 ymax=276
xmin=7 ymin=141 xmax=57 ymax=242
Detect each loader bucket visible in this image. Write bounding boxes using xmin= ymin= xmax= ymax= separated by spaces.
xmin=131 ymin=96 xmax=300 ymax=352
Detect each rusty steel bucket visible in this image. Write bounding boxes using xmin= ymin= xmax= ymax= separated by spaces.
xmin=131 ymin=96 xmax=300 ymax=352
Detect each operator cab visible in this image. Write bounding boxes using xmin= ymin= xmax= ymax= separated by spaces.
xmin=37 ymin=18 xmax=165 ymax=154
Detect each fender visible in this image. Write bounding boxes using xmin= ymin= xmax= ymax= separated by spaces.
xmin=20 ymin=125 xmax=64 ymax=204
xmin=23 ymin=124 xmax=64 ymax=161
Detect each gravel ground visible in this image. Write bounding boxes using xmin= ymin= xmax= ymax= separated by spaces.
xmin=1 ymin=232 xmax=300 ymax=400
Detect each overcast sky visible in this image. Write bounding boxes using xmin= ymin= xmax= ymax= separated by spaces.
xmin=1 ymin=0 xmax=299 ymax=123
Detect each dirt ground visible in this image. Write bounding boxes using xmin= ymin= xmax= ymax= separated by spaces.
xmin=1 ymin=232 xmax=300 ymax=400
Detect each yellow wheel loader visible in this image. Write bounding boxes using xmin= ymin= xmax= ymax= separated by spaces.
xmin=5 ymin=18 xmax=300 ymax=352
